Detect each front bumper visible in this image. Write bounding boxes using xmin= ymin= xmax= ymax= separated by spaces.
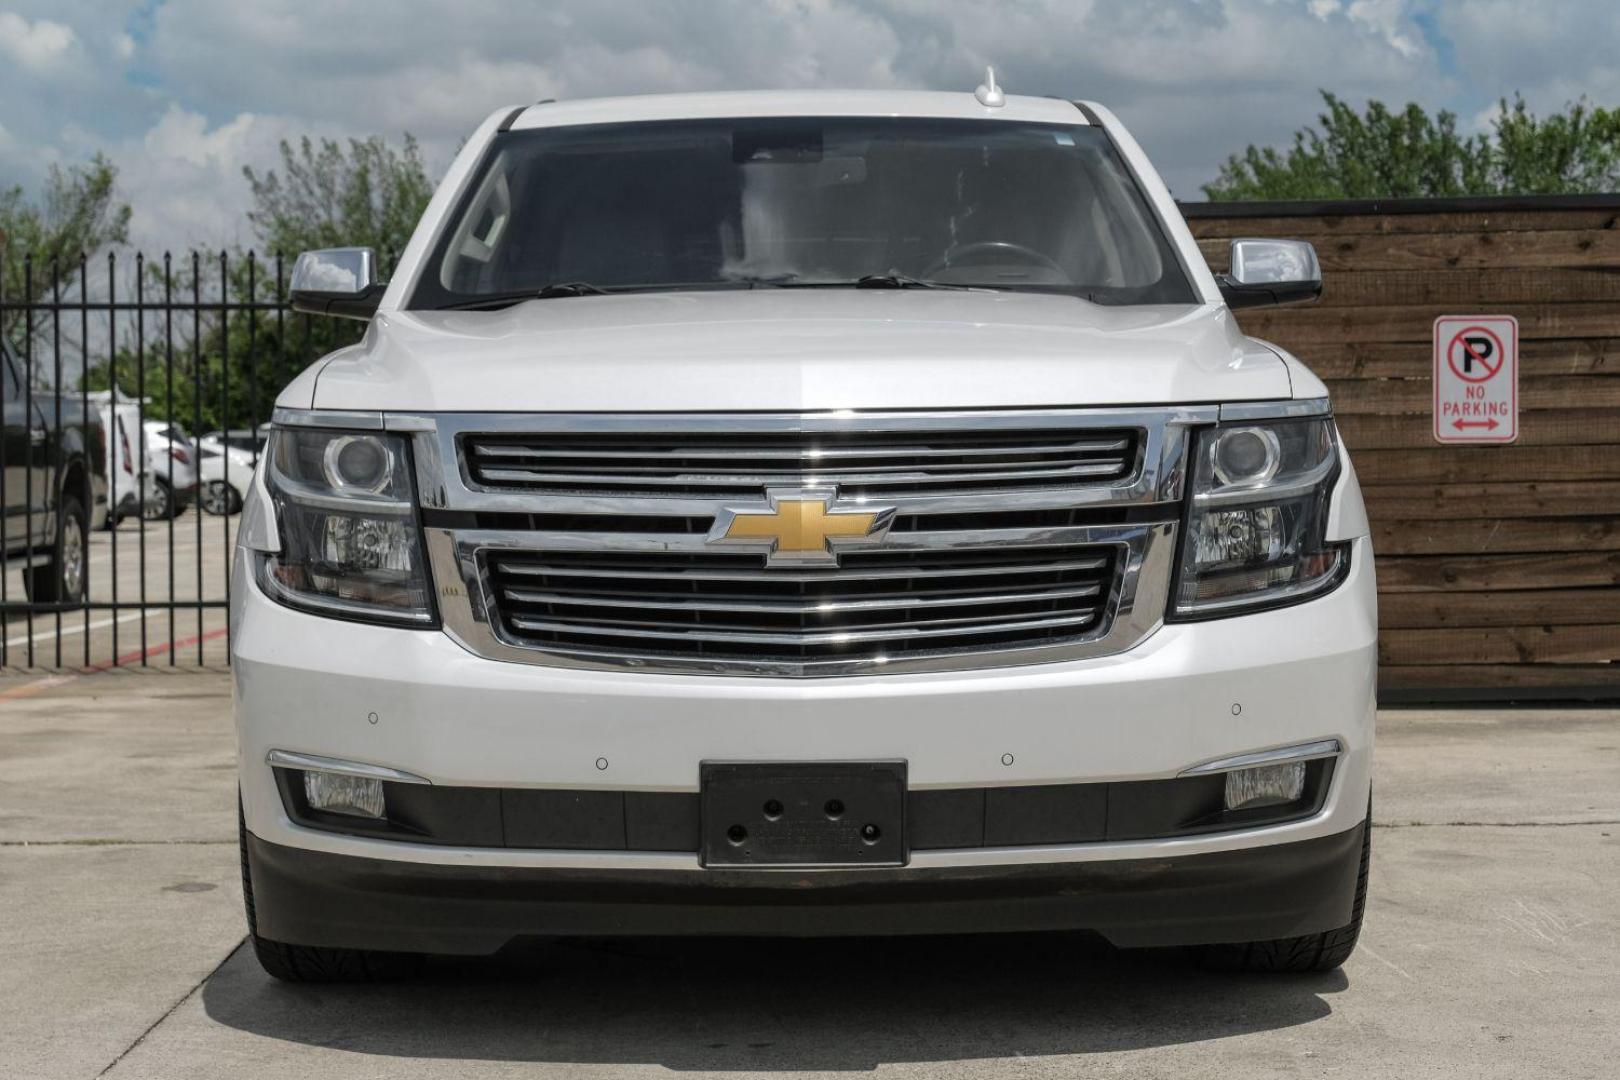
xmin=245 ymin=818 xmax=1367 ymax=952
xmin=233 ymin=535 xmax=1375 ymax=946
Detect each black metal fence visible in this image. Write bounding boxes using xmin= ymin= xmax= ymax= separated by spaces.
xmin=1 ymin=251 xmax=341 ymax=670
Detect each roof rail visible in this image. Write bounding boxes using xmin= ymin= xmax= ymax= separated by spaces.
xmin=498 ymin=99 xmax=557 ymax=132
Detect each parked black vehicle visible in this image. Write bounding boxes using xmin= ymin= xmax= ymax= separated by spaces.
xmin=2 ymin=344 xmax=108 ymax=603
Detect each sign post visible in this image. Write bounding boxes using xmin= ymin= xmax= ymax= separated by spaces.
xmin=1433 ymin=315 xmax=1518 ymax=444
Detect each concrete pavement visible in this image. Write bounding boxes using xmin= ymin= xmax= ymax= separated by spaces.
xmin=1 ymin=670 xmax=1615 ymax=1078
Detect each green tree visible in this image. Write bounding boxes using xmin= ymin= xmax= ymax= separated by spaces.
xmin=1204 ymin=92 xmax=1620 ymax=200
xmin=244 ymin=134 xmax=434 ymax=268
xmin=1492 ymin=97 xmax=1620 ymax=193
xmin=0 ymin=154 xmax=131 ymax=358
xmin=87 ymin=135 xmax=433 ymax=434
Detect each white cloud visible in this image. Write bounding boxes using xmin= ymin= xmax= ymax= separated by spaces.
xmin=115 ymin=32 xmax=134 ymax=59
xmin=141 ymin=104 xmax=256 ymax=169
xmin=1344 ymin=0 xmax=1424 ymax=59
xmin=0 ymin=12 xmax=76 ymax=69
xmin=112 ymin=106 xmax=343 ymax=251
xmin=1432 ymin=0 xmax=1620 ymax=110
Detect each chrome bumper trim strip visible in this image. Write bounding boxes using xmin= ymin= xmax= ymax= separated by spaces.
xmin=265 ymin=749 xmax=432 ymax=785
xmin=1180 ymin=739 xmax=1344 ymax=776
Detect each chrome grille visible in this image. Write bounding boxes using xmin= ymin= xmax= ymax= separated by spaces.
xmin=486 ymin=545 xmax=1117 ymax=664
xmin=463 ymin=427 xmax=1140 ymax=498
xmin=413 ymin=407 xmax=1200 ymax=677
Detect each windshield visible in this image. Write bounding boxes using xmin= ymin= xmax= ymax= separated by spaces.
xmin=410 ymin=116 xmax=1196 ymax=308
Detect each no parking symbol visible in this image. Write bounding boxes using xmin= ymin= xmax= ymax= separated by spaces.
xmin=1433 ymin=315 xmax=1518 ymax=444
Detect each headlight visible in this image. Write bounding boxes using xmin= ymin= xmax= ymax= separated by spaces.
xmin=257 ymin=427 xmax=435 ymax=625
xmin=1173 ymin=417 xmax=1348 ymax=618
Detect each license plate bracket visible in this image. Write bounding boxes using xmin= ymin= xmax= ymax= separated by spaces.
xmin=700 ymin=761 xmax=907 ymax=868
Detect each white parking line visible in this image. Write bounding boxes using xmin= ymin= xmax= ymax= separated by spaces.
xmin=4 ymin=611 xmax=146 ymax=647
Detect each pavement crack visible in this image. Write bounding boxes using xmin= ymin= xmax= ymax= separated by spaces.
xmin=96 ymin=937 xmax=246 ymax=1077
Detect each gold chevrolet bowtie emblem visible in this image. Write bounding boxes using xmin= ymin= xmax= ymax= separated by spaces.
xmin=708 ymin=488 xmax=897 ymax=567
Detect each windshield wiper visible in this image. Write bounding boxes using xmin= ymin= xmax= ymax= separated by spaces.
xmin=535 ymin=281 xmax=609 ymax=298
xmin=853 ymin=273 xmax=973 ymax=291
xmin=436 ymin=280 xmax=797 ymax=310
xmin=435 ymin=282 xmax=610 ymax=310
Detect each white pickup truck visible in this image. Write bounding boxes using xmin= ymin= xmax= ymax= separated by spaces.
xmin=231 ymin=82 xmax=1375 ymax=982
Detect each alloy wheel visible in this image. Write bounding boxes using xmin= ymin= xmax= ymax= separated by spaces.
xmin=60 ymin=514 xmax=85 ymax=599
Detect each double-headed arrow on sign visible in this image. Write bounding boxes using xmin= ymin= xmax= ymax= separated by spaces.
xmin=1451 ymin=418 xmax=1500 ymax=431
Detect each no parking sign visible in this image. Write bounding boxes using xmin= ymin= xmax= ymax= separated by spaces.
xmin=1433 ymin=315 xmax=1518 ymax=444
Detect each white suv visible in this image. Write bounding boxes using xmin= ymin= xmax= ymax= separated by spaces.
xmin=232 ymin=85 xmax=1375 ymax=982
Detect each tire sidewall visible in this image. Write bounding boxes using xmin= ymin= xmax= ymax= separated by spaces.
xmin=145 ymin=478 xmax=173 ymax=520
xmin=57 ymin=496 xmax=88 ymax=603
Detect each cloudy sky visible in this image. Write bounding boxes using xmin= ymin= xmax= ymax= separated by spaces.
xmin=2 ymin=0 xmax=1616 ymax=251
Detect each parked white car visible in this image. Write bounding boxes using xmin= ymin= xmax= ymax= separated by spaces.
xmin=196 ymin=438 xmax=257 ymax=515
xmin=140 ymin=420 xmax=198 ymax=519
xmin=233 ymin=83 xmax=1375 ymax=983
xmin=88 ymin=392 xmax=160 ymax=527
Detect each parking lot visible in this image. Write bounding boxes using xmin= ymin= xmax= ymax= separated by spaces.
xmin=2 ymin=509 xmax=233 ymax=672
xmin=1 ymin=670 xmax=1613 ymax=1079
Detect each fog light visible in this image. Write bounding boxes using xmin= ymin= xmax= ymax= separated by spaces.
xmin=303 ymin=770 xmax=386 ymax=819
xmin=1224 ymin=761 xmax=1305 ymax=811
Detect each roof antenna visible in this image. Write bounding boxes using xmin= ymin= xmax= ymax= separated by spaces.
xmin=974 ymin=66 xmax=1005 ymax=108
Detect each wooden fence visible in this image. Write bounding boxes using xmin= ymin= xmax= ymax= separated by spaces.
xmin=1183 ymin=195 xmax=1620 ymax=701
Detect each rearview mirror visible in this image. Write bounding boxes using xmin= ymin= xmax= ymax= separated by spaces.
xmin=1217 ymin=239 xmax=1322 ymax=310
xmin=289 ymin=247 xmax=386 ymax=320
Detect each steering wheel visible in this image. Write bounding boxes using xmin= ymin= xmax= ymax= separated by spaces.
xmin=924 ymin=240 xmax=1066 ymax=279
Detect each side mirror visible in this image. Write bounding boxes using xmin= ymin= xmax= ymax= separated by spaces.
xmin=1217 ymin=239 xmax=1322 ymax=310
xmin=289 ymin=248 xmax=386 ymax=320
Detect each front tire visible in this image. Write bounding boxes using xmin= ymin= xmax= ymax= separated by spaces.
xmin=1196 ymin=804 xmax=1372 ymax=973
xmin=24 ymin=495 xmax=88 ymax=604
xmin=238 ymin=803 xmax=423 ymax=983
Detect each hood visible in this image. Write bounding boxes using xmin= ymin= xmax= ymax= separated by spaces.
xmin=307 ymin=290 xmax=1291 ymax=413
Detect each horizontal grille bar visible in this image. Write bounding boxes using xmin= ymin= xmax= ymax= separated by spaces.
xmin=486 ymin=545 xmax=1118 ymax=664
xmin=492 ymin=555 xmax=1109 ymax=584
xmin=472 ymin=439 xmax=1130 ymax=461
xmin=502 ymin=582 xmax=1101 ymax=615
xmin=464 ymin=427 xmax=1141 ymax=498
xmin=475 ymin=462 xmax=1126 ymax=487
xmin=508 ymin=610 xmax=1101 ymax=646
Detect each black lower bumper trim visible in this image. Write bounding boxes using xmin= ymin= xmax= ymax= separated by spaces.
xmin=245 ymin=819 xmax=1366 ymax=955
xmin=271 ymin=760 xmax=1335 ymax=851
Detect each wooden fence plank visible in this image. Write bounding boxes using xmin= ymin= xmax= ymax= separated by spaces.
xmin=1325 ymin=376 xmax=1620 ymax=414
xmin=1377 ymin=551 xmax=1620 ymax=592
xmin=1185 ymin=209 xmax=1620 ymax=239
xmin=1380 ymin=588 xmax=1620 ymax=628
xmin=1363 ymin=482 xmax=1620 ymax=521
xmin=1354 ymin=447 xmax=1620 ymax=485
xmin=1370 ymin=517 xmax=1620 ymax=555
xmin=1381 ymin=624 xmax=1620 ymax=665
xmin=1293 ymin=339 xmax=1619 ymax=379
xmin=1241 ymin=302 xmax=1620 ymax=344
xmin=1379 ymin=664 xmax=1620 ymax=690
xmin=1311 ymin=269 xmax=1620 ymax=308
xmin=1337 ymin=410 xmax=1620 ymax=449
